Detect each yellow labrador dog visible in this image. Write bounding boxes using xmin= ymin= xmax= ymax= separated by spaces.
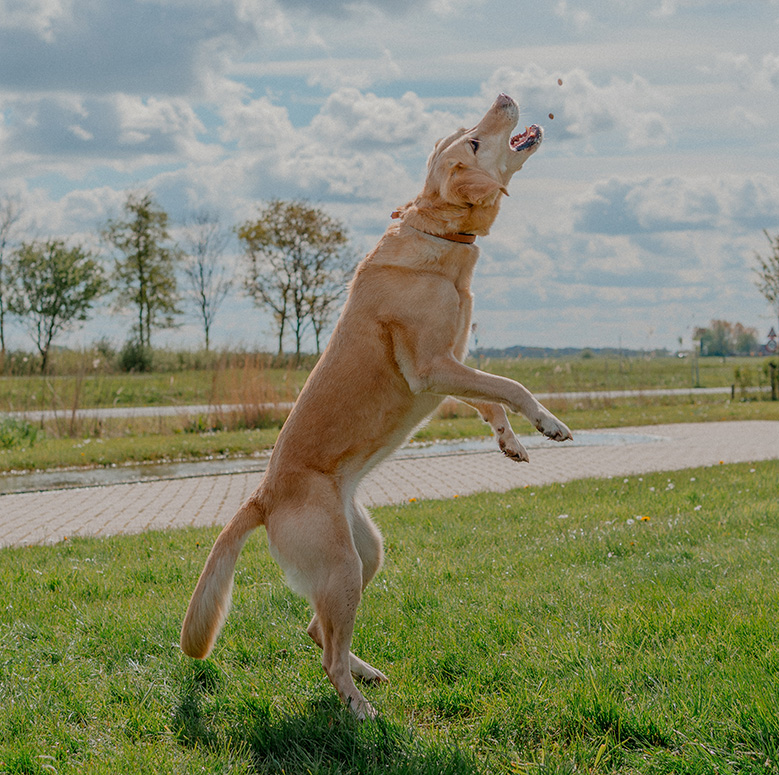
xmin=180 ymin=93 xmax=572 ymax=720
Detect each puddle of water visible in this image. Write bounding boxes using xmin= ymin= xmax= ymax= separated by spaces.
xmin=397 ymin=430 xmax=665 ymax=459
xmin=0 ymin=430 xmax=665 ymax=496
xmin=0 ymin=455 xmax=271 ymax=496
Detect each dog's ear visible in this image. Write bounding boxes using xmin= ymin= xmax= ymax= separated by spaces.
xmin=446 ymin=165 xmax=508 ymax=205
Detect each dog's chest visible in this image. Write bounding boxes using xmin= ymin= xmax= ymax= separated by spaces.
xmin=452 ymin=283 xmax=475 ymax=361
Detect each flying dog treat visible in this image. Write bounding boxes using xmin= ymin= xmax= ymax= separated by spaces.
xmin=551 ymin=78 xmax=562 ymax=118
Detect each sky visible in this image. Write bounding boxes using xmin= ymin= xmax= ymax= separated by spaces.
xmin=2 ymin=0 xmax=779 ymax=354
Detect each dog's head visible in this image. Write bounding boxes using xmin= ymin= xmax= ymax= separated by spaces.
xmin=400 ymin=94 xmax=542 ymax=237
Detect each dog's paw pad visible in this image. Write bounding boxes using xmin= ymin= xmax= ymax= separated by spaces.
xmin=499 ymin=435 xmax=530 ymax=462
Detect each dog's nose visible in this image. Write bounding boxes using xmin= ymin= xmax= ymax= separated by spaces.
xmin=491 ymin=94 xmax=519 ymax=127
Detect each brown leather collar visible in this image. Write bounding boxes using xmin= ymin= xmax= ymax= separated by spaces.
xmin=391 ymin=210 xmax=476 ymax=244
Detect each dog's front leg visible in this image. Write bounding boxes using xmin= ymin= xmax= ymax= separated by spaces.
xmin=414 ymin=355 xmax=572 ymax=442
xmin=462 ymin=399 xmax=530 ymax=462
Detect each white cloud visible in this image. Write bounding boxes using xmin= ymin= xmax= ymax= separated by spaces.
xmin=218 ymin=96 xmax=298 ymax=150
xmin=482 ymin=65 xmax=671 ymax=150
xmin=554 ymin=1 xmax=592 ymax=32
xmin=0 ymin=0 xmax=71 ymax=41
xmin=712 ymin=52 xmax=779 ymax=91
xmin=67 ymin=124 xmax=93 ymax=142
xmin=308 ymin=89 xmax=446 ymax=151
xmin=1 ymin=93 xmax=216 ymax=174
xmin=273 ymin=144 xmax=412 ymax=202
xmin=115 ymin=96 xmax=206 ymax=149
xmin=204 ymin=88 xmax=427 ymax=205
xmin=0 ymin=0 xmax=280 ymax=97
xmin=573 ymin=174 xmax=779 ymax=235
xmin=305 ymin=50 xmax=403 ymax=91
xmin=428 ymin=0 xmax=486 ymax=15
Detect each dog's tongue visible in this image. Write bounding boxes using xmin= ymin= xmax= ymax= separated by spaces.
xmin=510 ymin=125 xmax=542 ymax=151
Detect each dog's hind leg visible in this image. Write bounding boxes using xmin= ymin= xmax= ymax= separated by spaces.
xmin=464 ymin=399 xmax=530 ymax=462
xmin=307 ymin=499 xmax=387 ymax=685
xmin=350 ymin=499 xmax=384 ymax=589
xmin=266 ymin=495 xmax=378 ymax=720
xmin=315 ymin=558 xmax=377 ymax=720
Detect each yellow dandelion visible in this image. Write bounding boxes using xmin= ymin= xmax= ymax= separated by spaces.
xmin=640 ymin=515 xmax=651 ymax=522
xmin=409 ymin=497 xmax=417 ymax=503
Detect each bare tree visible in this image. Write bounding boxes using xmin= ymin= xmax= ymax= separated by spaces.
xmin=8 ymin=239 xmax=107 ymax=373
xmin=181 ymin=211 xmax=233 ymax=351
xmin=237 ymin=200 xmax=353 ymax=359
xmin=0 ymin=195 xmax=23 ymax=364
xmin=304 ymin=250 xmax=354 ymax=354
xmin=754 ymin=229 xmax=779 ymax=331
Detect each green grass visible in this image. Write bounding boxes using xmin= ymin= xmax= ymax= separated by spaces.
xmin=414 ymin=393 xmax=779 ymax=442
xmin=2 ymin=460 xmax=778 ymax=773
xmin=0 ymin=363 xmax=306 ymax=413
xmin=0 ymin=426 xmax=281 ymax=473
xmin=1 ymin=355 xmax=773 ymax=413
xmin=476 ymin=353 xmax=773 ymax=393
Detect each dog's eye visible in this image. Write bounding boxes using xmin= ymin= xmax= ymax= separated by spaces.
xmin=469 ymin=138 xmax=480 ymax=154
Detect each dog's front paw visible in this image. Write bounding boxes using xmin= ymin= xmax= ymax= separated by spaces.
xmin=535 ymin=412 xmax=572 ymax=442
xmin=498 ymin=431 xmax=530 ymax=463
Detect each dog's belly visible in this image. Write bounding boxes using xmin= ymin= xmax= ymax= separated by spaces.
xmin=346 ymin=391 xmax=443 ymax=484
xmin=263 ymin=371 xmax=443 ymax=503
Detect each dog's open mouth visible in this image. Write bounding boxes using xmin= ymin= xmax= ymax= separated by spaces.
xmin=510 ymin=124 xmax=542 ymax=151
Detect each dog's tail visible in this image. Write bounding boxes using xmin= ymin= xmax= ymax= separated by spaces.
xmin=180 ymin=498 xmax=265 ymax=659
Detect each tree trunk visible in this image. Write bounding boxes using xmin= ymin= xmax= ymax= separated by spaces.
xmin=276 ymin=320 xmax=285 ymax=357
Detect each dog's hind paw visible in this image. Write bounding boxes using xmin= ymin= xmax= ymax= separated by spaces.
xmin=349 ymin=695 xmax=379 ymax=722
xmin=498 ymin=432 xmax=530 ymax=463
xmin=350 ymin=653 xmax=388 ymax=684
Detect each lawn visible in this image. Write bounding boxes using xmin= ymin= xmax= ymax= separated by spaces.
xmin=1 ymin=354 xmax=773 ymax=413
xmin=0 ymin=360 xmax=305 ymax=414
xmin=2 ymin=459 xmax=778 ymax=773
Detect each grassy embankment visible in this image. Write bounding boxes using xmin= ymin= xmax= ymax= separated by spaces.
xmin=0 ymin=354 xmax=777 ymax=473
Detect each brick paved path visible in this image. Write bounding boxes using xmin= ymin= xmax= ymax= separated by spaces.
xmin=1 ymin=421 xmax=777 ymax=549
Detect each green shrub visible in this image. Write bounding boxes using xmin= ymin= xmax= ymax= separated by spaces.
xmin=0 ymin=418 xmax=39 ymax=449
xmin=118 ymin=340 xmax=153 ymax=372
